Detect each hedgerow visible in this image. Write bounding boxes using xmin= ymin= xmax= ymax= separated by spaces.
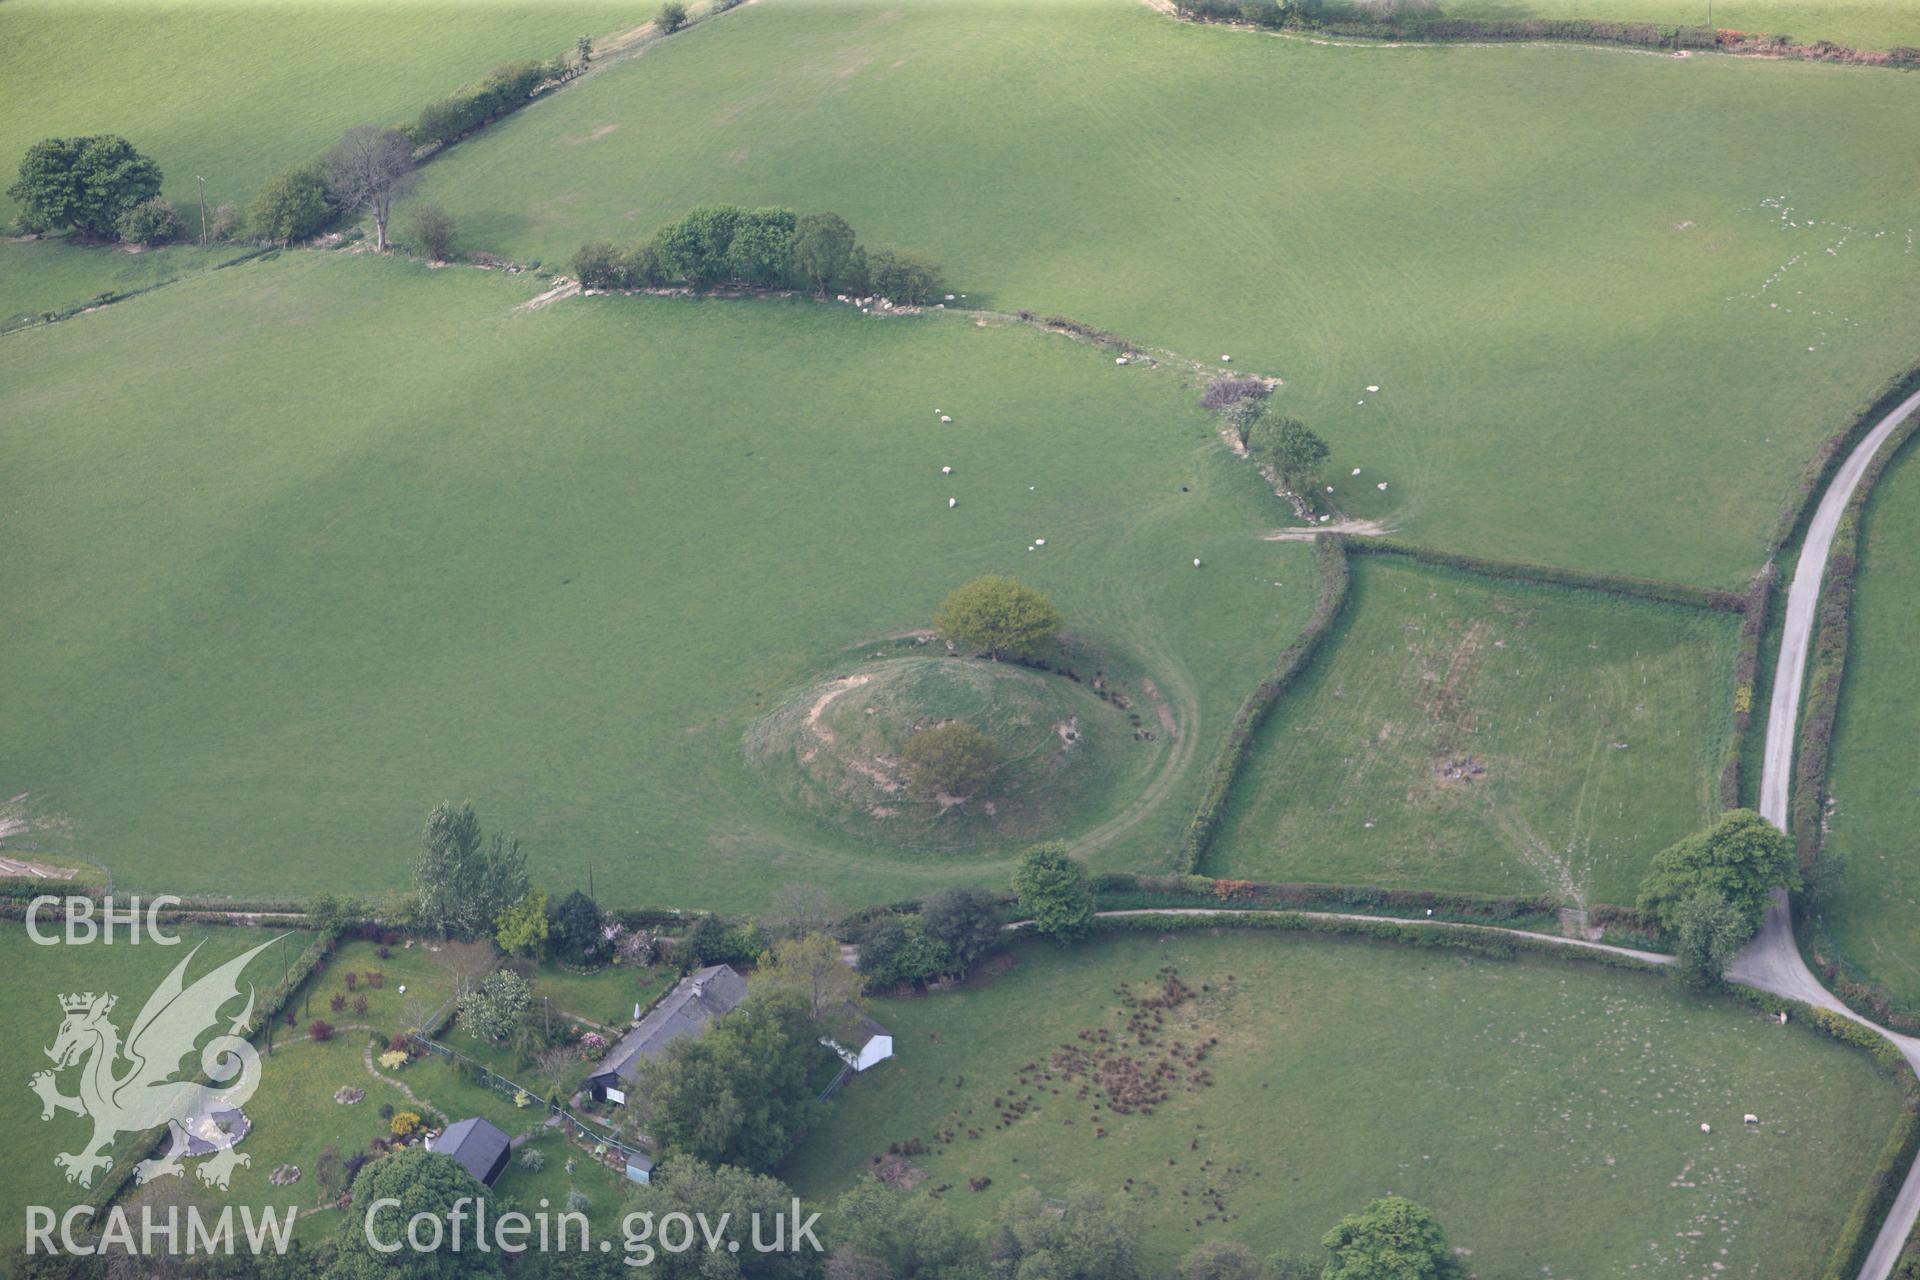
xmin=1178 ymin=534 xmax=1349 ymax=872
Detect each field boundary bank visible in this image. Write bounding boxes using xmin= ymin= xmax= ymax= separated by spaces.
xmin=1792 ymin=414 xmax=1920 ymax=1037
xmin=1163 ymin=3 xmax=1920 ymax=67
xmin=1179 ymin=535 xmax=1350 ymax=874
xmin=0 ymin=244 xmax=276 ymax=336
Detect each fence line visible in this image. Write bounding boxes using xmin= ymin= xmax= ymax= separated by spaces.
xmin=405 ymin=1032 xmax=652 ymax=1171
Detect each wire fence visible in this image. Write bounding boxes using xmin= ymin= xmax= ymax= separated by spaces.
xmin=405 ymin=1032 xmax=652 ymax=1173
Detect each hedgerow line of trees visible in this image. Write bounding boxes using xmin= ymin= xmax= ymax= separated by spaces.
xmin=1175 ymin=0 xmax=1920 ymax=65
xmin=570 ymin=204 xmax=945 ymax=303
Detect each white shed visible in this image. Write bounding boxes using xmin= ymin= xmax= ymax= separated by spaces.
xmin=823 ymin=1009 xmax=894 ymax=1072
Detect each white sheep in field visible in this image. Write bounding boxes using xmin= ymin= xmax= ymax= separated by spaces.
xmin=942 ymin=466 xmax=952 ymax=474
xmin=1700 ymin=1123 xmax=1711 ymax=1133
xmin=940 ymin=415 xmax=952 ymax=423
xmin=1193 ymin=558 xmax=1202 ymax=568
xmin=1744 ymin=1114 xmax=1760 ymax=1125
xmin=948 ymin=497 xmax=957 ymax=509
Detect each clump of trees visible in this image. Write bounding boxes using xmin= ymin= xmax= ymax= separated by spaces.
xmin=414 ymin=801 xmax=530 ymax=939
xmin=570 ymin=203 xmax=944 ymax=302
xmin=8 ymin=135 xmax=163 ymax=240
xmin=117 ymin=197 xmax=178 ymax=245
xmin=639 ymin=988 xmax=825 ymax=1170
xmin=934 ymin=576 xmax=1063 ymax=661
xmin=1637 ymin=808 xmax=1798 ymax=987
xmin=1013 ymin=843 xmax=1095 ymax=944
xmin=658 ymin=1 xmax=690 ymax=33
xmin=414 ymin=60 xmax=563 ymax=150
xmin=902 ymin=721 xmax=999 ymax=798
xmin=854 ymin=885 xmax=1005 ymax=991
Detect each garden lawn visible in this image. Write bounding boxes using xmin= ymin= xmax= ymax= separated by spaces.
xmin=783 ymin=930 xmax=1907 ymax=1275
xmin=0 ymin=923 xmax=294 ymax=1252
xmin=1820 ymin=444 xmax=1920 ymax=1011
xmin=417 ymin=0 xmax=1920 ymax=586
xmin=1211 ymin=557 xmax=1735 ymax=906
xmin=0 ymin=249 xmax=1313 ymax=909
xmin=528 ymin=959 xmax=679 ymax=1030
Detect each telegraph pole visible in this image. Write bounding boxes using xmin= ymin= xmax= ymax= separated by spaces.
xmin=196 ymin=176 xmax=208 ymax=246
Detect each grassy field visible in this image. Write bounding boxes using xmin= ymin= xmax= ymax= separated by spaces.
xmin=1211 ymin=557 xmax=1734 ymax=906
xmin=1820 ymin=445 xmax=1920 ymax=1010
xmin=0 ymin=0 xmax=645 ymax=226
xmin=784 ymin=931 xmax=1906 ymax=1274
xmin=1429 ymin=0 xmax=1920 ymax=48
xmin=0 ymin=924 xmax=297 ymax=1250
xmin=0 ymin=250 xmax=1311 ymax=908
xmin=413 ymin=0 xmax=1920 ymax=586
xmin=0 ymin=240 xmax=265 ymax=332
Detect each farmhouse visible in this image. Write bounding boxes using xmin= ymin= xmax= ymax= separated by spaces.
xmin=823 ymin=1006 xmax=894 ymax=1072
xmin=426 ymin=1117 xmax=510 ymax=1187
xmin=584 ymin=963 xmax=749 ymax=1104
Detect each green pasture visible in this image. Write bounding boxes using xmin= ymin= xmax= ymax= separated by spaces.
xmin=0 ymin=250 xmax=1310 ymax=908
xmin=783 ymin=930 xmax=1906 ymax=1274
xmin=1211 ymin=557 xmax=1734 ymax=906
xmin=415 ymin=0 xmax=1920 ymax=585
xmin=0 ymin=0 xmax=641 ymax=225
xmin=1821 ymin=445 xmax=1920 ymax=1010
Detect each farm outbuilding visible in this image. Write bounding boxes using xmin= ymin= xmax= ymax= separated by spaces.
xmin=584 ymin=964 xmax=749 ymax=1105
xmin=427 ymin=1117 xmax=511 ymax=1187
xmin=823 ymin=1007 xmax=894 ymax=1072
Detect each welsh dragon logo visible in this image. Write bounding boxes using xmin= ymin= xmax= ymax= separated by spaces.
xmin=29 ymin=938 xmax=280 ymax=1191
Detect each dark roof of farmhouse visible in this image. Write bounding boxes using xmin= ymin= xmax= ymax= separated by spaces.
xmin=590 ymin=963 xmax=749 ymax=1084
xmin=433 ymin=1117 xmax=510 ymax=1186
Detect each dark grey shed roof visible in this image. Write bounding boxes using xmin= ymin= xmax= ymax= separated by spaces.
xmin=433 ymin=1117 xmax=511 ymax=1186
xmin=588 ymin=964 xmax=749 ymax=1085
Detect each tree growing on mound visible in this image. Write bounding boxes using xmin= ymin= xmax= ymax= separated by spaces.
xmin=658 ymin=1 xmax=689 ymax=34
xmin=9 ymin=135 xmax=163 ymax=239
xmin=325 ymin=125 xmax=416 ymax=252
xmin=1320 ymin=1197 xmax=1464 ymax=1280
xmin=247 ymin=163 xmax=331 ymax=246
xmin=934 ymin=576 xmax=1062 ymax=661
xmin=902 ymin=721 xmax=999 ymax=798
xmin=1012 ymin=843 xmax=1094 ymax=944
xmin=1636 ymin=808 xmax=1798 ymax=939
xmin=1250 ymin=416 xmax=1329 ymax=490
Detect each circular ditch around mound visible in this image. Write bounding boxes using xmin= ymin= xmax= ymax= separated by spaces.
xmin=744 ymin=654 xmax=1164 ymax=854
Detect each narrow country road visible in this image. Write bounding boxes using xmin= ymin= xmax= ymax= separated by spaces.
xmin=1731 ymin=385 xmax=1920 ymax=1280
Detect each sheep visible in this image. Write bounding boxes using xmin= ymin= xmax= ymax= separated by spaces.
xmin=1744 ymin=1114 xmax=1759 ymax=1125
xmin=948 ymin=497 xmax=957 ymax=509
xmin=1192 ymin=558 xmax=1202 ymax=568
xmin=1377 ymin=482 xmax=1389 ymax=490
xmin=1700 ymin=1123 xmax=1711 ymax=1133
xmin=1116 ymin=357 xmax=1129 ymax=365
xmin=1352 ymin=468 xmax=1362 ymax=475
xmin=1220 ymin=355 xmax=1231 ymax=362
xmin=940 ymin=415 xmax=953 ymax=423
xmin=1366 ymin=385 xmax=1380 ymax=392
xmin=942 ymin=465 xmax=952 ymax=474
xmin=1035 ymin=538 xmax=1046 ymax=546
